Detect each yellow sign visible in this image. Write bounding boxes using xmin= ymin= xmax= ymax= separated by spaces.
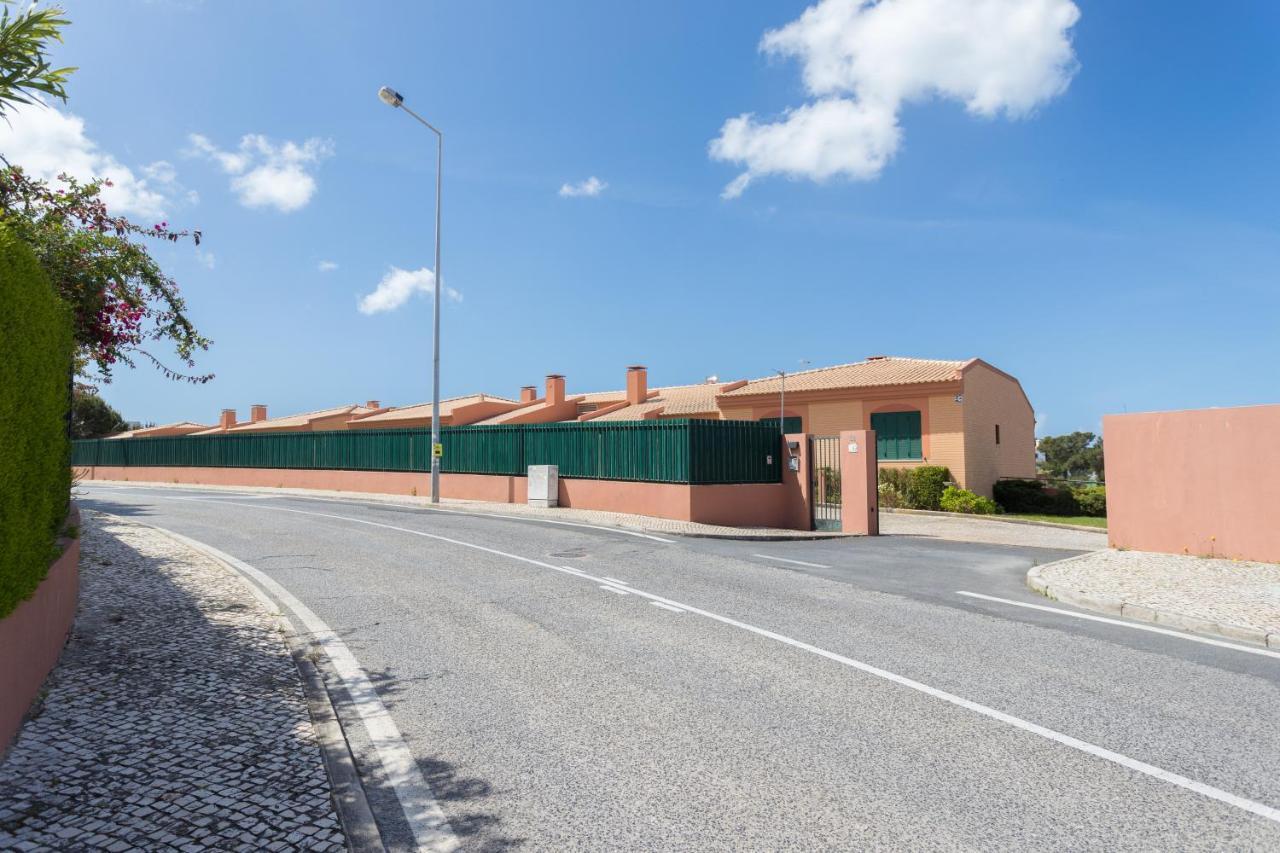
xmin=432 ymin=443 xmax=444 ymax=458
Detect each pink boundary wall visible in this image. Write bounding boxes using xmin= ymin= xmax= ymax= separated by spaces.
xmin=1104 ymin=404 xmax=1280 ymax=562
xmin=839 ymin=430 xmax=879 ymax=535
xmin=1 ymin=506 xmax=80 ymax=755
xmin=75 ymin=460 xmax=814 ymax=530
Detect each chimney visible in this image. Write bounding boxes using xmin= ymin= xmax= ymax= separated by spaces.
xmin=364 ymin=400 xmax=380 ymax=410
xmin=626 ymin=365 xmax=648 ymax=405
xmin=520 ymin=385 xmax=537 ymax=404
xmin=219 ymin=408 xmax=237 ymax=430
xmin=545 ymin=374 xmax=565 ymax=406
xmin=250 ymin=404 xmax=268 ymax=423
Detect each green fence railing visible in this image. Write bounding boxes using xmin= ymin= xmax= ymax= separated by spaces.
xmin=71 ymin=419 xmax=782 ymax=485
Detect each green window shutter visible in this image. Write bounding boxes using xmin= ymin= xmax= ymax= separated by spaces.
xmin=871 ymin=411 xmax=922 ymax=460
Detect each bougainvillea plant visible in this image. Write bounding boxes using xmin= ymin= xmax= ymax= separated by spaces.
xmin=0 ymin=160 xmax=212 ymax=383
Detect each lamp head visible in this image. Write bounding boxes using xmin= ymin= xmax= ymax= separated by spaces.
xmin=378 ymin=86 xmax=404 ymax=108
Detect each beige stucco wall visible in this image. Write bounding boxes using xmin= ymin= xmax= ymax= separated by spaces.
xmin=924 ymin=393 xmax=966 ymax=487
xmin=961 ymin=363 xmax=1036 ymax=497
xmin=808 ymin=400 xmax=863 ymax=436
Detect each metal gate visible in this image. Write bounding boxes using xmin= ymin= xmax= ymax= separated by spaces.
xmin=809 ymin=435 xmax=842 ymax=531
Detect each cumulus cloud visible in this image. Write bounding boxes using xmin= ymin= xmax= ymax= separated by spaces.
xmin=558 ymin=176 xmax=607 ymax=198
xmin=188 ymin=132 xmax=333 ymax=212
xmin=358 ymin=266 xmax=461 ymax=315
xmin=317 ymin=260 xmax=339 ymax=272
xmin=710 ymin=0 xmax=1081 ymax=197
xmin=0 ymin=102 xmax=187 ymax=219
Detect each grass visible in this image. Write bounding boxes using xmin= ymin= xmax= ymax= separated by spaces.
xmin=1006 ymin=513 xmax=1107 ymax=529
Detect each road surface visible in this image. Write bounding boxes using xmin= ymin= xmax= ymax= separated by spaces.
xmin=77 ymin=484 xmax=1280 ymax=851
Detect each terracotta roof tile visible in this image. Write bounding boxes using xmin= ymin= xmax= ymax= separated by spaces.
xmin=721 ymin=357 xmax=966 ymax=397
xmin=588 ymin=382 xmax=732 ymax=421
xmin=353 ymin=394 xmax=515 ymax=424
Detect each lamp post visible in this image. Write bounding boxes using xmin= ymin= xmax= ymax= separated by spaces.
xmin=378 ymin=86 xmax=443 ymax=503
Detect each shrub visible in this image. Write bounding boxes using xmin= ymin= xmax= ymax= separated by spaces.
xmin=1071 ymin=484 xmax=1107 ymax=517
xmin=994 ymin=478 xmax=1072 ymax=514
xmin=0 ymin=223 xmax=73 ymax=619
xmin=940 ymin=486 xmax=1000 ymax=515
xmin=877 ymin=468 xmax=912 ymax=508
xmin=905 ymin=465 xmax=952 ymax=511
xmin=816 ymin=466 xmax=841 ymax=504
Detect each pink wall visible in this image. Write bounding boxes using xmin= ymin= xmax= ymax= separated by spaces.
xmin=75 ymin=462 xmax=812 ymax=530
xmin=1 ymin=507 xmax=80 ymax=755
xmin=839 ymin=429 xmax=879 ymax=535
xmin=1104 ymin=404 xmax=1280 ymax=561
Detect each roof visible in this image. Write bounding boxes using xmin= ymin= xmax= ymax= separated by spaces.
xmin=107 ymin=421 xmax=210 ymax=439
xmin=352 ymin=394 xmax=515 ymax=424
xmin=589 ymin=382 xmax=732 ymax=421
xmin=721 ymin=357 xmax=966 ymax=397
xmin=189 ymin=404 xmax=378 ymax=434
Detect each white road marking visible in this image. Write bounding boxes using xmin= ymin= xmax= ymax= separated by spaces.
xmin=98 ymin=496 xmax=1280 ymax=826
xmin=956 ymin=590 xmax=1280 ymax=660
xmin=751 ymin=553 xmax=832 ymax=570
xmin=79 ymin=483 xmax=677 ymax=544
xmin=599 ymin=585 xmax=629 ymax=595
xmin=602 ymin=576 xmax=629 ymax=586
xmin=651 ymin=602 xmax=686 ymax=614
xmin=121 ymin=520 xmax=459 ymax=852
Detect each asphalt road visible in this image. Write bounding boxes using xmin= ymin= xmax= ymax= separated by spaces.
xmin=77 ymin=484 xmax=1280 ymax=851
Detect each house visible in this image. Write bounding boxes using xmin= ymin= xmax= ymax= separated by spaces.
xmin=106 ymin=421 xmax=210 ymax=439
xmin=348 ymin=394 xmax=520 ymax=429
xmin=189 ymin=402 xmax=385 ymax=435
xmin=717 ymin=357 xmax=1035 ymax=497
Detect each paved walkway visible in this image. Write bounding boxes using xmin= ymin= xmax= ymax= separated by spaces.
xmin=1032 ymin=549 xmax=1280 ymax=647
xmin=0 ymin=514 xmax=345 ymax=851
xmin=879 ymin=511 xmax=1108 ymax=550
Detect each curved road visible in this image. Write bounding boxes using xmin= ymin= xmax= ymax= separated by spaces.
xmin=78 ymin=484 xmax=1280 ymax=851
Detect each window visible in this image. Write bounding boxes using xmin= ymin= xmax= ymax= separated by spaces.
xmin=871 ymin=410 xmax=922 ymax=460
xmin=995 ymin=424 xmax=1001 ymax=445
xmin=759 ymin=416 xmax=803 ymax=433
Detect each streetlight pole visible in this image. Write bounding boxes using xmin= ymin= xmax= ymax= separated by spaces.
xmin=775 ymin=369 xmax=785 ymax=436
xmin=379 ymin=86 xmax=443 ymax=503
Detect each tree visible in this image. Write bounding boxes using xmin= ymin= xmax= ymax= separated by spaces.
xmin=0 ymin=2 xmax=75 ymax=117
xmin=1038 ymin=431 xmax=1104 ymax=481
xmin=71 ymin=390 xmax=128 ymax=438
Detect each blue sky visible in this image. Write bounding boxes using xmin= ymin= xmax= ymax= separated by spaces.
xmin=14 ymin=1 xmax=1280 ymax=435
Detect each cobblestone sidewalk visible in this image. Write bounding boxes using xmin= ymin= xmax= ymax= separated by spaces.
xmin=1033 ymin=549 xmax=1280 ymax=647
xmin=0 ymin=513 xmax=346 ymax=851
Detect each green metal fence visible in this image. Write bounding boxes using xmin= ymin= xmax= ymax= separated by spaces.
xmin=71 ymin=419 xmax=781 ymax=485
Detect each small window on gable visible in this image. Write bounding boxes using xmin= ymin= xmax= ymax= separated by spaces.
xmin=871 ymin=410 xmax=922 ymax=460
xmin=995 ymin=424 xmax=1001 ymax=445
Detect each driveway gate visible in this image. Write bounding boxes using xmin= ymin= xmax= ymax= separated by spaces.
xmin=809 ymin=435 xmax=842 ymax=531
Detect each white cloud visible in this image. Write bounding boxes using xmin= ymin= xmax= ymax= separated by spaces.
xmin=0 ymin=102 xmax=186 ymax=219
xmin=188 ymin=132 xmax=333 ymax=212
xmin=710 ymin=0 xmax=1081 ymax=196
xmin=195 ymin=249 xmax=216 ymax=270
xmin=317 ymin=260 xmax=339 ymax=272
xmin=358 ymin=266 xmax=462 ymax=315
xmin=558 ymin=176 xmax=607 ymax=198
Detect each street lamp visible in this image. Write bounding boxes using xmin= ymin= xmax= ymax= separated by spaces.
xmin=378 ymin=85 xmax=444 ymax=504
xmin=774 ymin=360 xmax=809 ymax=435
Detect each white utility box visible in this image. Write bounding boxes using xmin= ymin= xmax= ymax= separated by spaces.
xmin=527 ymin=465 xmax=559 ymax=508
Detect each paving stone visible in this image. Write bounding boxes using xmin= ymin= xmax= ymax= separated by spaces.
xmin=0 ymin=516 xmax=347 ymax=850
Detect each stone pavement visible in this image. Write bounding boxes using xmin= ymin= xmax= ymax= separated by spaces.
xmin=0 ymin=513 xmax=346 ymax=851
xmin=879 ymin=510 xmax=1108 ymax=551
xmin=1032 ymin=549 xmax=1280 ymax=648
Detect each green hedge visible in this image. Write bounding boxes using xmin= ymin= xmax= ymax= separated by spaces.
xmin=878 ymin=466 xmax=954 ymax=511
xmin=0 ymin=223 xmax=73 ymax=619
xmin=994 ymin=478 xmax=1107 ymax=517
xmin=940 ymin=486 xmax=999 ymax=515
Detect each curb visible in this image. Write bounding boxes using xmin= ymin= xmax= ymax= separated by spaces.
xmin=1026 ymin=559 xmax=1280 ymax=650
xmin=90 ymin=511 xmax=385 ymax=852
xmin=666 ymin=531 xmax=854 ymax=541
xmin=884 ymin=507 xmax=1107 ymax=534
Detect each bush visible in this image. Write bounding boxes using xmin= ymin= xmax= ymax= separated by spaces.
xmin=877 ymin=468 xmax=911 ymax=508
xmin=994 ymin=478 xmax=1072 ymax=514
xmin=0 ymin=223 xmax=73 ymax=619
xmin=940 ymin=486 xmax=1000 ymax=514
xmin=905 ymin=465 xmax=952 ymax=511
xmin=816 ymin=466 xmax=841 ymax=504
xmin=1071 ymin=484 xmax=1107 ymax=517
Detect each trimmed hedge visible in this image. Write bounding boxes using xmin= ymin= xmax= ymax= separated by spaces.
xmin=878 ymin=465 xmax=954 ymax=511
xmin=0 ymin=223 xmax=73 ymax=619
xmin=993 ymin=478 xmax=1107 ymax=517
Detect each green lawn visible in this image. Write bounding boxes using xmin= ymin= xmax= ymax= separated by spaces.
xmin=1006 ymin=513 xmax=1108 ymax=529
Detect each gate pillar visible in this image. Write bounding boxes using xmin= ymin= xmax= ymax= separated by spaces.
xmin=839 ymin=429 xmax=879 ymax=536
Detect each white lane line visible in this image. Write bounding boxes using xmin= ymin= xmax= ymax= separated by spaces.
xmin=752 ymin=553 xmax=832 ymax=570
xmin=956 ymin=590 xmax=1280 ymax=660
xmin=651 ymin=602 xmax=686 ymax=614
xmin=132 ymin=522 xmax=459 ymax=852
xmin=140 ymin=498 xmax=1280 ymax=825
xmin=80 ymin=483 xmax=677 ymax=544
xmin=599 ymin=585 xmax=629 ymax=595
xmin=602 ymin=576 xmax=629 ymax=586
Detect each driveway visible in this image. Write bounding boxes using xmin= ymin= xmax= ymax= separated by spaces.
xmin=75 ymin=483 xmax=1280 ymax=850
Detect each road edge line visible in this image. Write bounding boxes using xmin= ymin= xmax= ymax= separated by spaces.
xmin=1027 ymin=554 xmax=1278 ymax=650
